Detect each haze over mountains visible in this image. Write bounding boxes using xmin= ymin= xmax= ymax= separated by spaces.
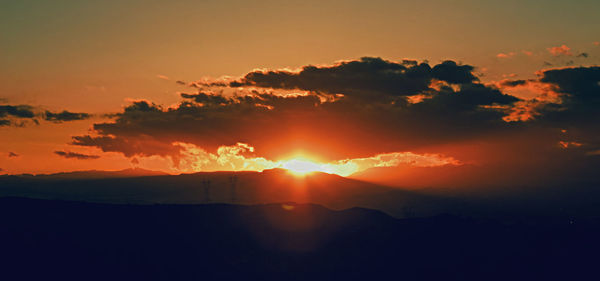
xmin=1 ymin=168 xmax=459 ymax=218
xmin=2 ymin=167 xmax=600 ymax=219
xmin=12 ymin=168 xmax=169 ymax=180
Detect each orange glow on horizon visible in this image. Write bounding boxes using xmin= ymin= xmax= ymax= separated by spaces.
xmin=281 ymin=158 xmax=325 ymax=176
xmin=278 ymin=155 xmax=360 ymax=177
xmin=172 ymin=143 xmax=459 ymax=178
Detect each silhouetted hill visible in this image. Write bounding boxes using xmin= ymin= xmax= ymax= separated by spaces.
xmin=0 ymin=197 xmax=598 ymax=281
xmin=350 ymin=164 xmax=484 ymax=188
xmin=0 ymin=168 xmax=463 ymax=218
xmin=351 ymin=165 xmax=600 ymax=219
xmin=351 ymin=163 xmax=600 ymax=190
xmin=3 ymin=168 xmax=600 ymax=219
xmin=15 ymin=168 xmax=170 ymax=180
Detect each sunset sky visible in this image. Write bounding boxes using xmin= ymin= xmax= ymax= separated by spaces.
xmin=2 ymin=0 xmax=600 ymax=187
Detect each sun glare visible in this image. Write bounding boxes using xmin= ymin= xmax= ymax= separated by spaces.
xmin=277 ymin=154 xmax=360 ymax=177
xmin=281 ymin=159 xmax=323 ymax=175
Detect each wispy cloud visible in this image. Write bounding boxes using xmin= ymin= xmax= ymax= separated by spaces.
xmin=54 ymin=151 xmax=100 ymax=160
xmin=174 ymin=142 xmax=459 ymax=176
xmin=497 ymin=52 xmax=515 ymax=58
xmin=547 ymin=45 xmax=572 ymax=56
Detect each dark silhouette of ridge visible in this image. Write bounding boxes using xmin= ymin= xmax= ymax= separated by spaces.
xmin=0 ymin=168 xmax=461 ymax=218
xmin=3 ymin=168 xmax=600 ymax=219
xmin=16 ymin=167 xmax=170 ymax=180
xmin=0 ymin=197 xmax=598 ymax=281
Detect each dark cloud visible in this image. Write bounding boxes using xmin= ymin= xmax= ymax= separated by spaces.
xmin=536 ymin=66 xmax=600 ymax=136
xmin=44 ymin=110 xmax=91 ymax=123
xmin=500 ymin=79 xmax=529 ymax=87
xmin=72 ymin=58 xmax=520 ymax=163
xmin=180 ymin=92 xmax=230 ymax=104
xmin=8 ymin=152 xmax=19 ymax=158
xmin=54 ymin=151 xmax=100 ymax=160
xmin=0 ymin=105 xmax=35 ymax=118
xmin=1 ymin=104 xmax=90 ymax=126
xmin=430 ymin=60 xmax=477 ymax=84
xmin=0 ymin=105 xmax=36 ymax=126
xmin=68 ymin=58 xmax=600 ymax=184
xmin=72 ymin=134 xmax=182 ymax=161
xmin=499 ymin=66 xmax=600 ymax=156
xmin=540 ymin=66 xmax=600 ymax=103
xmin=577 ymin=52 xmax=589 ymax=58
xmin=227 ymin=57 xmax=478 ymax=101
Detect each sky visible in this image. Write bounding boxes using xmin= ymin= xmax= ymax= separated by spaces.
xmin=1 ymin=0 xmax=600 ymax=186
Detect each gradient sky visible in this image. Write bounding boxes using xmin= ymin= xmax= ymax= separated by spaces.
xmin=1 ymin=0 xmax=600 ymax=184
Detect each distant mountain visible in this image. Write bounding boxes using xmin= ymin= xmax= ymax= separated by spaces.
xmin=351 ymin=162 xmax=600 ymax=191
xmin=14 ymin=168 xmax=170 ymax=180
xmin=1 ymin=197 xmax=598 ymax=281
xmin=0 ymin=168 xmax=462 ymax=218
xmin=349 ymin=164 xmax=486 ymax=189
xmin=351 ymin=165 xmax=600 ymax=218
xmin=3 ymin=167 xmax=599 ymax=219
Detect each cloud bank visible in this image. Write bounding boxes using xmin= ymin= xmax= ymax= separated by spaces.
xmin=66 ymin=57 xmax=599 ymax=182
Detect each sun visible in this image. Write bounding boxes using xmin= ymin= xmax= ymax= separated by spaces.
xmin=281 ymin=158 xmax=324 ymax=176
xmin=277 ymin=153 xmax=360 ymax=177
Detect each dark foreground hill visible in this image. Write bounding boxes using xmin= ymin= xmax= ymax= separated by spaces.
xmin=1 ymin=197 xmax=598 ymax=281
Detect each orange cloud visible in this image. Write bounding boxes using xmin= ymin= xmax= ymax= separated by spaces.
xmin=547 ymin=45 xmax=572 ymax=56
xmin=493 ymin=79 xmax=563 ymax=122
xmin=173 ymin=142 xmax=460 ymax=177
xmin=496 ymin=52 xmax=515 ymax=58
xmin=558 ymin=141 xmax=582 ymax=149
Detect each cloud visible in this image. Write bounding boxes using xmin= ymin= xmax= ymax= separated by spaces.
xmin=8 ymin=152 xmax=19 ymax=158
xmin=72 ymin=84 xmax=518 ymax=164
xmin=577 ymin=52 xmax=589 ymax=58
xmin=67 ymin=57 xmax=600 ymax=184
xmin=497 ymin=52 xmax=515 ymax=58
xmin=0 ymin=105 xmax=35 ymax=118
xmin=498 ymin=66 xmax=600 ymax=156
xmin=71 ymin=58 xmax=522 ymax=166
xmin=1 ymin=104 xmax=91 ymax=126
xmin=522 ymin=50 xmax=534 ymax=56
xmin=547 ymin=45 xmax=572 ymax=56
xmin=44 ymin=110 xmax=90 ymax=123
xmin=54 ymin=151 xmax=100 ymax=160
xmin=321 ymin=151 xmax=461 ymax=176
xmin=174 ymin=142 xmax=459 ymax=176
xmin=222 ymin=57 xmax=478 ymax=101
xmin=558 ymin=141 xmax=582 ymax=149
xmin=0 ymin=105 xmax=36 ymax=126
xmin=72 ymin=133 xmax=182 ymax=160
